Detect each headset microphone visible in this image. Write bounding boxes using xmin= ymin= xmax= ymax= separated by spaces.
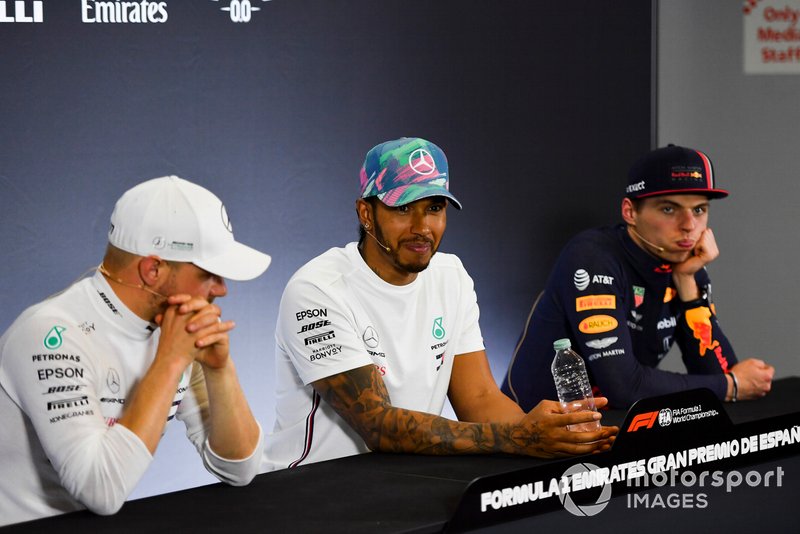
xmin=628 ymin=225 xmax=666 ymax=253
xmin=98 ymin=263 xmax=168 ymax=298
xmin=365 ymin=230 xmax=391 ymax=253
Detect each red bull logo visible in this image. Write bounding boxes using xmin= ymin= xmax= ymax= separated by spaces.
xmin=671 ymin=171 xmax=704 ymax=179
xmin=684 ymin=307 xmax=731 ymax=372
xmin=713 ymin=345 xmax=729 ymax=373
xmin=663 ymin=287 xmax=676 ymax=303
xmin=685 ymin=307 xmax=720 ymax=356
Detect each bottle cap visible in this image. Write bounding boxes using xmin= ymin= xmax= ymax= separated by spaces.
xmin=553 ymin=338 xmax=572 ymax=350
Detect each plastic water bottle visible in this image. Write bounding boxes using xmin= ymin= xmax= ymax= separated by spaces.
xmin=551 ymin=338 xmax=600 ymax=432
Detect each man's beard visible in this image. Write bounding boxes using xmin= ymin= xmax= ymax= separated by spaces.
xmin=374 ymin=224 xmax=437 ymax=274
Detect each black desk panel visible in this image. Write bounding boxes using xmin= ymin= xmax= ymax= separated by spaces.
xmin=485 ymin=456 xmax=800 ymax=533
xmin=5 ymin=378 xmax=800 ymax=533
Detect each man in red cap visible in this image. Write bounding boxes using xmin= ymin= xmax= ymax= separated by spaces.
xmin=0 ymin=176 xmax=271 ymax=526
xmin=503 ymin=145 xmax=774 ymax=410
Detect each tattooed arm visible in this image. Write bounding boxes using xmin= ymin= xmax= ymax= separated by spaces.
xmin=312 ymin=361 xmax=616 ymax=459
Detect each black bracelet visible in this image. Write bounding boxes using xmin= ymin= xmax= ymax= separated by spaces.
xmin=730 ymin=371 xmax=739 ymax=402
xmin=678 ymin=297 xmax=708 ymax=311
xmin=678 ymin=284 xmax=712 ymax=311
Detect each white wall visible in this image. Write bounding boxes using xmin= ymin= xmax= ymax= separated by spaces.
xmin=657 ymin=0 xmax=800 ymax=377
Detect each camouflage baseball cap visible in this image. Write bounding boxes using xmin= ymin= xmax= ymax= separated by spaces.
xmin=359 ymin=137 xmax=462 ymax=209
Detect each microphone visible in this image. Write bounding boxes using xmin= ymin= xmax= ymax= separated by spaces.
xmin=365 ymin=230 xmax=391 ymax=253
xmin=628 ymin=226 xmax=665 ymax=253
xmin=98 ymin=263 xmax=168 ymax=298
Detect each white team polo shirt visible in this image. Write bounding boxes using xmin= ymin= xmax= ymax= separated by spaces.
xmin=264 ymin=243 xmax=484 ymax=470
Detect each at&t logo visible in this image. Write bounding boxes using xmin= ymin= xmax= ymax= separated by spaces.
xmin=213 ymin=0 xmax=270 ymax=23
xmin=573 ymin=269 xmax=590 ymax=291
xmin=0 ymin=1 xmax=43 ymax=23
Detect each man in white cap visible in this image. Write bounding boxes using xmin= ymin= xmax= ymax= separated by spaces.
xmin=0 ymin=176 xmax=271 ymax=526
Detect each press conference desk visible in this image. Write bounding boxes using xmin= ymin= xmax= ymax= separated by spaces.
xmin=5 ymin=378 xmax=800 ymax=533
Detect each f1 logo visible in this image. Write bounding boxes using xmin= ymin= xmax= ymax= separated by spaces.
xmin=627 ymin=411 xmax=658 ymax=432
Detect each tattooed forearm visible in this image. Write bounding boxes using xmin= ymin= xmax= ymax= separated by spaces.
xmin=378 ymin=409 xmax=542 ymax=455
xmin=313 ymin=365 xmax=545 ymax=456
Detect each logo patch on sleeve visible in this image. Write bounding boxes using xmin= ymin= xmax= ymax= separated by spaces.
xmin=43 ymin=326 xmax=66 ymax=350
xmin=578 ymin=315 xmax=618 ymax=334
xmin=575 ymin=295 xmax=616 ymax=312
xmin=663 ymin=287 xmax=677 ymax=303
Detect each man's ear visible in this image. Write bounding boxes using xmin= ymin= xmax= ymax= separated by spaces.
xmin=621 ymin=198 xmax=637 ymax=226
xmin=355 ymin=198 xmax=374 ymax=229
xmin=138 ymin=256 xmax=165 ymax=286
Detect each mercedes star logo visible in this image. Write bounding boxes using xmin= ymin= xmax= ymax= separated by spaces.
xmin=362 ymin=326 xmax=379 ymax=348
xmin=409 ymin=148 xmax=436 ymax=176
xmin=107 ymin=368 xmax=121 ymax=394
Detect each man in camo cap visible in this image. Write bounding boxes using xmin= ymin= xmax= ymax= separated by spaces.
xmin=263 ymin=138 xmax=616 ymax=470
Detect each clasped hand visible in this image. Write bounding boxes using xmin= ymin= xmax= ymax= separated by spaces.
xmin=155 ymin=294 xmax=235 ymax=369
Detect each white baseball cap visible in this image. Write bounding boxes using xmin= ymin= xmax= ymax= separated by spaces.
xmin=108 ymin=175 xmax=271 ymax=281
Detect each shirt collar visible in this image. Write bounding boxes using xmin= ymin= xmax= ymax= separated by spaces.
xmin=616 ymin=224 xmax=674 ymax=279
xmin=90 ymin=270 xmax=155 ymax=339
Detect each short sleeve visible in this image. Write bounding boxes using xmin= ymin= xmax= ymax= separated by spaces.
xmin=452 ymin=260 xmax=485 ymax=356
xmin=276 ymin=278 xmax=372 ymax=385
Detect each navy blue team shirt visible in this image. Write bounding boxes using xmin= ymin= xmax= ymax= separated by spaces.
xmin=501 ymin=224 xmax=736 ymax=410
